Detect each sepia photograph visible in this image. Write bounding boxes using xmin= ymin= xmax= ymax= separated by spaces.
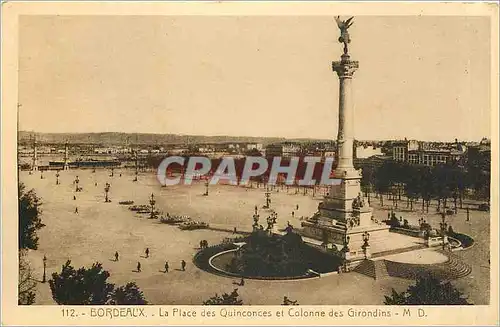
xmin=1 ymin=2 xmax=498 ymax=326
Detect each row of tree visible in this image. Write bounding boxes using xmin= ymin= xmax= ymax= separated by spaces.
xmin=360 ymin=161 xmax=490 ymax=212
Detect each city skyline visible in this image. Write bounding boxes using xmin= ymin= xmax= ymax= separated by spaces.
xmin=18 ymin=16 xmax=491 ymax=141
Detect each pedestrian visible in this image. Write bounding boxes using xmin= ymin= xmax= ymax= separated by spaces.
xmin=73 ymin=195 xmax=76 ymax=200
xmin=181 ymin=260 xmax=186 ymax=271
xmin=296 ymin=204 xmax=299 ymax=210
xmin=120 ymin=174 xmax=122 ymax=177
xmin=115 ymin=251 xmax=119 ymax=261
xmin=145 ymin=248 xmax=150 ymax=258
xmin=137 ymin=262 xmax=141 ymax=272
xmin=240 ymin=277 xmax=245 ymax=286
xmin=291 ymin=211 xmax=295 ymax=217
xmin=164 ymin=261 xmax=169 ymax=273
xmin=95 ymin=182 xmax=98 ymax=186
xmin=233 ymin=227 xmax=237 ymax=234
xmin=75 ymin=207 xmax=78 ymax=214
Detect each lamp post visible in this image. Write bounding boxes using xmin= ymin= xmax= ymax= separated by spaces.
xmin=252 ymin=206 xmax=260 ymax=231
xmin=104 ymin=182 xmax=111 ymax=202
xmin=265 ymin=187 xmax=271 ymax=208
xmin=149 ymin=193 xmax=156 ymax=219
xmin=42 ymin=255 xmax=47 ymax=283
xmin=440 ymin=214 xmax=448 ymax=250
xmin=362 ymin=231 xmax=370 ymax=259
xmin=204 ymin=179 xmax=209 ymax=196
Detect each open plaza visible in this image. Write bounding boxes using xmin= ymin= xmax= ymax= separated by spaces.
xmin=21 ymin=167 xmax=490 ymax=305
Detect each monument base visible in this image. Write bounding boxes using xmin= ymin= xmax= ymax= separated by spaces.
xmin=300 ymin=219 xmax=390 ymax=267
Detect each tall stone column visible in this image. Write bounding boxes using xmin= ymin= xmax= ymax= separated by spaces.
xmin=333 ymin=54 xmax=358 ymax=176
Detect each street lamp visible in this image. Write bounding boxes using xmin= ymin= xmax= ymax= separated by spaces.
xmin=264 ymin=188 xmax=271 ymax=208
xmin=362 ymin=232 xmax=370 ymax=259
xmin=252 ymin=206 xmax=260 ymax=231
xmin=440 ymin=214 xmax=448 ymax=250
xmin=204 ymin=179 xmax=209 ymax=196
xmin=42 ymin=255 xmax=47 ymax=283
xmin=149 ymin=193 xmax=156 ymax=219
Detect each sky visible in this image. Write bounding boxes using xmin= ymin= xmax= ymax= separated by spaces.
xmin=18 ymin=15 xmax=491 ymax=141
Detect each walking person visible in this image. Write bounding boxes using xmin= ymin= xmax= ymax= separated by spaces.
xmin=181 ymin=260 xmax=186 ymax=271
xmin=145 ymin=248 xmax=150 ymax=258
xmin=240 ymin=277 xmax=245 ymax=286
xmin=137 ymin=262 xmax=141 ymax=272
xmin=164 ymin=261 xmax=169 ymax=273
xmin=73 ymin=195 xmax=76 ymax=200
xmin=114 ymin=251 xmax=119 ymax=262
xmin=75 ymin=207 xmax=78 ymax=214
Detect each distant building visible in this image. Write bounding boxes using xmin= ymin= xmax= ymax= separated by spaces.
xmin=355 ymin=144 xmax=383 ymax=159
xmin=265 ymin=142 xmax=301 ymax=158
xmin=392 ymin=139 xmax=419 ymax=162
xmin=246 ymin=143 xmax=263 ymax=151
xmin=390 ymin=139 xmax=466 ymax=167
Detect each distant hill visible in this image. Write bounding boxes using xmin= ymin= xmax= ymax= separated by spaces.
xmin=17 ymin=131 xmax=331 ymax=146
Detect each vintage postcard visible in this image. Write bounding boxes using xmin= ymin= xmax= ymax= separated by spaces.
xmin=1 ymin=1 xmax=499 ymax=326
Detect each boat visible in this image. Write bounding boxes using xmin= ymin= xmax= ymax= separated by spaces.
xmin=178 ymin=221 xmax=209 ymax=230
xmin=160 ymin=214 xmax=190 ymax=225
xmin=129 ymin=205 xmax=150 ymax=211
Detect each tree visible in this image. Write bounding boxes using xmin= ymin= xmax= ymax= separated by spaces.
xmin=109 ymin=282 xmax=148 ymax=305
xmin=203 ymin=289 xmax=243 ymax=305
xmin=49 ymin=260 xmax=115 ymax=305
xmin=18 ymin=252 xmax=36 ymax=305
xmin=50 ymin=261 xmax=148 ymax=305
xmin=384 ymin=274 xmax=470 ymax=305
xmin=19 ymin=183 xmax=45 ymax=250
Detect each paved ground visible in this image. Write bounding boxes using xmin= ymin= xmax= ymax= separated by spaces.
xmin=21 ymin=168 xmax=490 ymax=305
xmin=383 ymin=248 xmax=448 ymax=264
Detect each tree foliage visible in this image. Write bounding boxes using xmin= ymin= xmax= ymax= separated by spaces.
xmin=361 ymin=159 xmax=489 ymax=211
xmin=384 ymin=274 xmax=470 ymax=305
xmin=49 ymin=260 xmax=147 ymax=305
xmin=18 ymin=252 xmax=36 ymax=305
xmin=203 ymin=289 xmax=243 ymax=305
xmin=109 ymin=282 xmax=148 ymax=305
xmin=19 ymin=183 xmax=45 ymax=250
